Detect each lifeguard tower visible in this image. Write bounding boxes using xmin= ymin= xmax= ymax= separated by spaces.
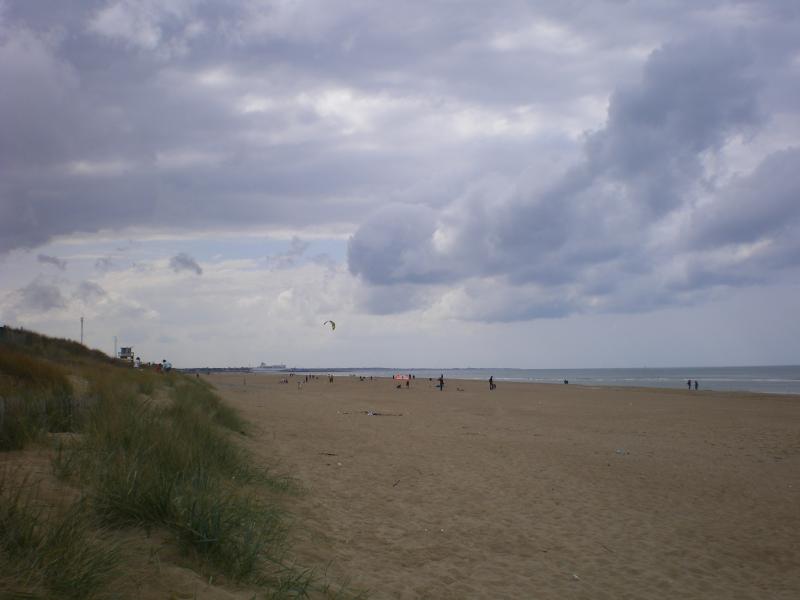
xmin=118 ymin=347 xmax=134 ymax=361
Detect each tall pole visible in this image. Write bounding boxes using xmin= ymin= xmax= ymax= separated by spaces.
xmin=80 ymin=316 xmax=84 ymax=345
xmin=114 ymin=336 xmax=117 ymax=358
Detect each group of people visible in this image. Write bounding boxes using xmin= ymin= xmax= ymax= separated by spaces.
xmin=132 ymin=357 xmax=171 ymax=372
xmin=687 ymin=379 xmax=699 ymax=390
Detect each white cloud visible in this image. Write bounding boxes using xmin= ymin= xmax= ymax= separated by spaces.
xmin=489 ymin=19 xmax=589 ymax=55
xmin=68 ymin=159 xmax=133 ymax=176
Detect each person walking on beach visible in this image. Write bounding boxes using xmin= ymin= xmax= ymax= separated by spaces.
xmin=438 ymin=374 xmax=444 ymax=391
xmin=694 ymin=380 xmax=699 ymax=390
xmin=489 ymin=375 xmax=495 ymax=391
xmin=687 ymin=379 xmax=692 ymax=390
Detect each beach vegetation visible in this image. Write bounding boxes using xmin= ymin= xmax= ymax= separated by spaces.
xmin=0 ymin=326 xmax=362 ymax=598
xmin=0 ymin=474 xmax=119 ymax=599
xmin=0 ymin=346 xmax=77 ymax=450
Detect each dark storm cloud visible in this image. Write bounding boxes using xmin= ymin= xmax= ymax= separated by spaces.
xmin=37 ymin=254 xmax=67 ymax=270
xmin=169 ymin=252 xmax=203 ymax=275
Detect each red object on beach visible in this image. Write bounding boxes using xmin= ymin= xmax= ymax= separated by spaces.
xmin=393 ymin=374 xmax=410 ymax=380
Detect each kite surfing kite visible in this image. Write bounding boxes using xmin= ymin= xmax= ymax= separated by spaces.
xmin=323 ymin=320 xmax=336 ymax=331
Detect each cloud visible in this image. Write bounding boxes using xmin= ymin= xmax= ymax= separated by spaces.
xmin=0 ymin=1 xmax=646 ymax=255
xmin=9 ymin=279 xmax=67 ymax=313
xmin=74 ymin=280 xmax=107 ymax=303
xmin=95 ymin=257 xmax=115 ymax=271
xmin=583 ymin=34 xmax=760 ymax=215
xmin=169 ymin=252 xmax=203 ymax=275
xmin=348 ymin=32 xmax=797 ymax=320
xmin=348 ymin=203 xmax=448 ymax=285
xmin=37 ymin=253 xmax=67 ymax=270
xmin=267 ymin=236 xmax=310 ymax=269
xmin=689 ymin=146 xmax=800 ymax=249
xmin=87 ymin=0 xmax=199 ymax=55
xmin=2 ymin=1 xmax=799 ymax=334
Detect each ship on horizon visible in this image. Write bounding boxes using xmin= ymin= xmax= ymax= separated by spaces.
xmin=251 ymin=362 xmax=287 ymax=372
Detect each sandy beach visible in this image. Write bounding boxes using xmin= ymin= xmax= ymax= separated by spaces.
xmin=208 ymin=373 xmax=800 ymax=600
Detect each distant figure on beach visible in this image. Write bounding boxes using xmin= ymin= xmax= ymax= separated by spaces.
xmin=489 ymin=376 xmax=495 ymax=390
xmin=438 ymin=374 xmax=444 ymax=391
xmin=564 ymin=379 xmax=568 ymax=385
xmin=687 ymin=379 xmax=692 ymax=390
xmin=134 ymin=356 xmax=141 ymax=369
xmin=694 ymin=380 xmax=699 ymax=390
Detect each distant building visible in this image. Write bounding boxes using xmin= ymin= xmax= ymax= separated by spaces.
xmin=119 ymin=347 xmax=134 ymax=360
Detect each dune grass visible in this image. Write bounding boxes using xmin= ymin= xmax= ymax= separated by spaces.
xmin=0 ymin=475 xmax=119 ymax=599
xmin=0 ymin=327 xmax=362 ymax=598
xmin=0 ymin=346 xmax=77 ymax=450
xmin=0 ymin=326 xmax=116 ymax=367
xmin=53 ymin=375 xmax=294 ymax=585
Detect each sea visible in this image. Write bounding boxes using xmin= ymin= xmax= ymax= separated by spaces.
xmin=289 ymin=365 xmax=800 ymax=395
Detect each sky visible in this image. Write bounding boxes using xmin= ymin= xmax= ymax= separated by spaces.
xmin=1 ymin=0 xmax=799 ymax=368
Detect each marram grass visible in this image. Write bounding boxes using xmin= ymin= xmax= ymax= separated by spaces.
xmin=0 ymin=475 xmax=119 ymax=599
xmin=1 ymin=326 xmax=364 ymax=598
xmin=56 ymin=376 xmax=290 ymax=584
xmin=0 ymin=346 xmax=77 ymax=450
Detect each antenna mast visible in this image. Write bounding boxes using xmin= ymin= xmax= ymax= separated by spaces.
xmin=80 ymin=316 xmax=84 ymax=345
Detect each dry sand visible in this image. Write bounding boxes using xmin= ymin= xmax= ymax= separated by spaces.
xmin=209 ymin=373 xmax=800 ymax=600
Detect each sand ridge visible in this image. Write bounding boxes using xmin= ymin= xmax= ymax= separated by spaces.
xmin=209 ymin=373 xmax=800 ymax=599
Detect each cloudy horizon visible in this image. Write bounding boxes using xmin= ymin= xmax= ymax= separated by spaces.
xmin=1 ymin=1 xmax=799 ymax=368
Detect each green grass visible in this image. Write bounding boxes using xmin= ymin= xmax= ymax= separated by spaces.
xmin=55 ymin=356 xmax=296 ymax=589
xmin=0 ymin=475 xmax=119 ymax=599
xmin=0 ymin=346 xmax=77 ymax=450
xmin=171 ymin=376 xmax=248 ymax=433
xmin=0 ymin=326 xmax=116 ymax=367
xmin=1 ymin=326 xmax=361 ymax=598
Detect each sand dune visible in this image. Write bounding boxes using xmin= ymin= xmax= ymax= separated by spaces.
xmin=209 ymin=373 xmax=800 ymax=599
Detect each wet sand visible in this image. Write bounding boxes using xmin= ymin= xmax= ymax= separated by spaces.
xmin=208 ymin=373 xmax=800 ymax=599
